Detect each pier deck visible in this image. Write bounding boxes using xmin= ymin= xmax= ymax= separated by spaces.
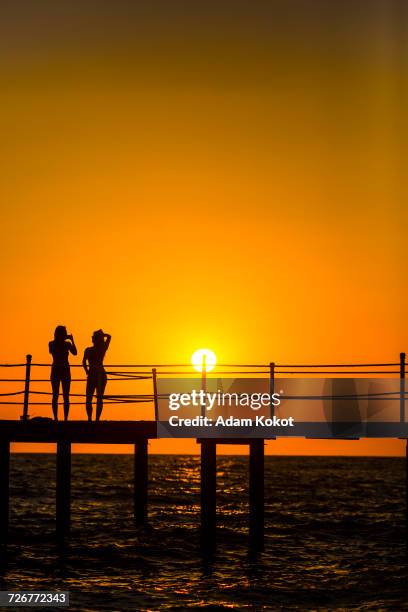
xmin=0 ymin=420 xmax=157 ymax=444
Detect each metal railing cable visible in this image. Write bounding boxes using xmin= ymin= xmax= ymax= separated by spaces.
xmin=0 ymin=356 xmax=405 ymax=416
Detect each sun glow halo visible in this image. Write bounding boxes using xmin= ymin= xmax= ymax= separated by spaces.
xmin=191 ymin=348 xmax=217 ymax=372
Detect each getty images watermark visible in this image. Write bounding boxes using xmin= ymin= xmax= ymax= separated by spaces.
xmin=157 ymin=376 xmax=405 ymax=439
xmin=167 ymin=389 xmax=294 ymax=428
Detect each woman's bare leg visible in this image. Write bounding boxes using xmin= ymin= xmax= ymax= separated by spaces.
xmin=95 ymin=374 xmax=107 ymax=422
xmin=86 ymin=377 xmax=96 ymax=421
xmin=61 ymin=374 xmax=71 ymax=421
xmin=86 ymin=399 xmax=93 ymax=421
xmin=51 ymin=375 xmax=60 ymax=421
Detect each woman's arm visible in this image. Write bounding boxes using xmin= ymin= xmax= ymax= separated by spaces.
xmin=82 ymin=348 xmax=89 ymax=375
xmin=104 ymin=333 xmax=111 ymax=350
xmin=49 ymin=341 xmax=54 ymax=355
xmin=67 ymin=334 xmax=77 ymax=356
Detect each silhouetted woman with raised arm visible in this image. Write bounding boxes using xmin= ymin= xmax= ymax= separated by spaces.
xmin=49 ymin=325 xmax=77 ymax=421
xmin=83 ymin=329 xmax=111 ymax=421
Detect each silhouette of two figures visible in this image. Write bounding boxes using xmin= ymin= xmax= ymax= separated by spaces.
xmin=49 ymin=326 xmax=111 ymax=421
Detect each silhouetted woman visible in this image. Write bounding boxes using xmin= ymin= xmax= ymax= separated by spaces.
xmin=49 ymin=326 xmax=77 ymax=421
xmin=83 ymin=329 xmax=111 ymax=421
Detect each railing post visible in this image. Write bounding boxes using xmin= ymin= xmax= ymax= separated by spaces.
xmin=269 ymin=362 xmax=275 ymax=418
xmin=400 ymin=352 xmax=405 ymax=424
xmin=152 ymin=368 xmax=159 ymax=421
xmin=22 ymin=354 xmax=32 ymax=421
xmin=201 ymin=354 xmax=207 ymax=418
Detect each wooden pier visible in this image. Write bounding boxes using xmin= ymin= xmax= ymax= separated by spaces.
xmin=0 ymin=420 xmax=265 ymax=553
xmin=0 ymin=353 xmax=406 ymax=555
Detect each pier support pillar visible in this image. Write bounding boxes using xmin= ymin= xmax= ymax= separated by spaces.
xmin=134 ymin=440 xmax=148 ymax=524
xmin=249 ymin=439 xmax=264 ymax=552
xmin=406 ymin=439 xmax=408 ymax=556
xmin=0 ymin=441 xmax=10 ymax=547
xmin=200 ymin=439 xmax=216 ymax=555
xmin=56 ymin=440 xmax=71 ymax=548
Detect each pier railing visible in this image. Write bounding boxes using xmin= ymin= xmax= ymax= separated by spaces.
xmin=0 ymin=354 xmax=405 ymax=421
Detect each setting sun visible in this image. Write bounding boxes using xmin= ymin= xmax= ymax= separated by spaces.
xmin=191 ymin=349 xmax=217 ymax=372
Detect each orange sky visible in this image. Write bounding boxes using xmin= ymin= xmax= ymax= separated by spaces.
xmin=0 ymin=1 xmax=406 ymax=454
